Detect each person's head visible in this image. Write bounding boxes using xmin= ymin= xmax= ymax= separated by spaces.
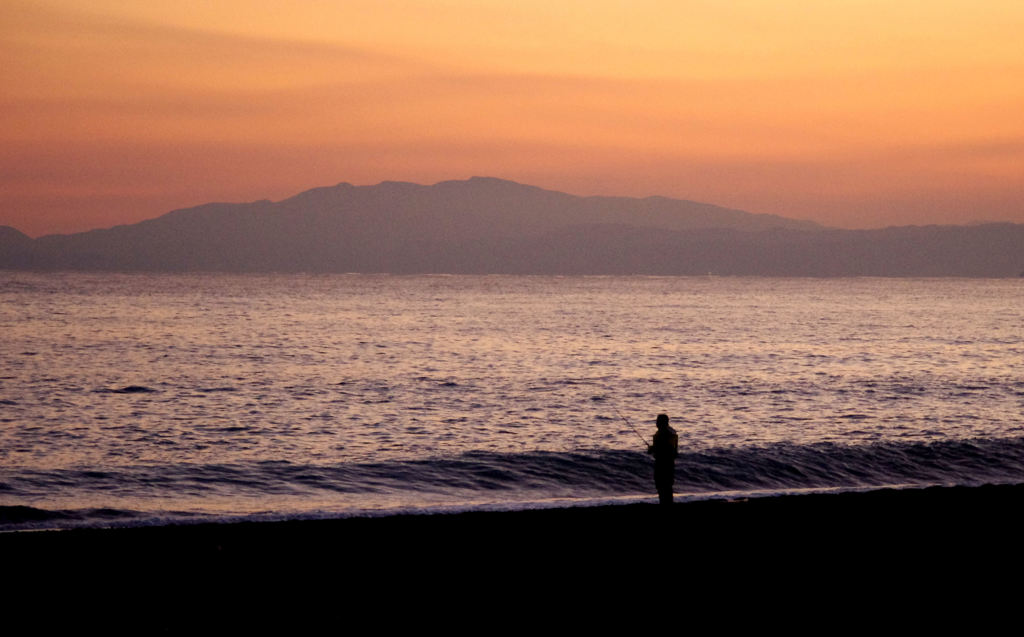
xmin=656 ymin=413 xmax=669 ymax=429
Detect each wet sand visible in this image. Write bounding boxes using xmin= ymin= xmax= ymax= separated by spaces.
xmin=8 ymin=483 xmax=1023 ymax=627
xmin=8 ymin=483 xmax=1022 ymax=574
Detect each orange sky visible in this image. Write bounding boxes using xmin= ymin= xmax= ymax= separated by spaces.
xmin=3 ymin=0 xmax=1023 ymax=236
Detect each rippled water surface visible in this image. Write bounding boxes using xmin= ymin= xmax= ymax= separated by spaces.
xmin=1 ymin=273 xmax=1022 ymax=526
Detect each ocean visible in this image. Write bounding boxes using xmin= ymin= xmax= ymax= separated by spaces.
xmin=2 ymin=272 xmax=1022 ymax=530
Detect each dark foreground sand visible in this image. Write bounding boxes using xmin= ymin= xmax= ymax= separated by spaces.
xmin=6 ymin=484 xmax=1023 ymax=622
xmin=8 ymin=484 xmax=1023 ymax=568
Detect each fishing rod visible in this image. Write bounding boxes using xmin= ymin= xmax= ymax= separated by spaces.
xmin=614 ymin=406 xmax=650 ymax=447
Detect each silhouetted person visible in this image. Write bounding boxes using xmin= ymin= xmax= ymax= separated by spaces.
xmin=647 ymin=413 xmax=678 ymax=505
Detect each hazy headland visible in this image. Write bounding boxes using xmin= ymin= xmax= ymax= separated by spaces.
xmin=3 ymin=177 xmax=1021 ymax=276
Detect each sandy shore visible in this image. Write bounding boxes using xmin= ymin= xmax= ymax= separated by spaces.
xmin=7 ymin=483 xmax=1022 ymax=626
xmin=8 ymin=483 xmax=1023 ymax=571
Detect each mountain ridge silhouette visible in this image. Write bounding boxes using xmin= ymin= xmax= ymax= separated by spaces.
xmin=2 ymin=177 xmax=1021 ymax=276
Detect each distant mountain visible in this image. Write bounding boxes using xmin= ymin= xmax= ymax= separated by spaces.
xmin=0 ymin=226 xmax=35 ymax=263
xmin=1 ymin=177 xmax=1022 ymax=276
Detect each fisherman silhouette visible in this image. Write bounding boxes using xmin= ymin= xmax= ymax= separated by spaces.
xmin=647 ymin=414 xmax=678 ymax=505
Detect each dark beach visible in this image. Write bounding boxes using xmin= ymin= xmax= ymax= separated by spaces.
xmin=8 ymin=484 xmax=1023 ymax=631
xmin=8 ymin=483 xmax=1022 ymax=580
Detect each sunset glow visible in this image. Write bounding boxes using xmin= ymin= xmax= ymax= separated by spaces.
xmin=3 ymin=0 xmax=1023 ymax=236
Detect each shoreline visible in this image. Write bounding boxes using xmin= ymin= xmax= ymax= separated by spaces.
xmin=0 ymin=483 xmax=897 ymax=534
xmin=9 ymin=482 xmax=1024 ymax=622
xmin=8 ymin=482 xmax=1023 ymax=565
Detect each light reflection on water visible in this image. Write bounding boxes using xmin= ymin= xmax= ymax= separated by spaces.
xmin=1 ymin=272 xmax=1022 ymax=475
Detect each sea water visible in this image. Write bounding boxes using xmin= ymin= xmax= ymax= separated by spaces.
xmin=1 ymin=272 xmax=1022 ymax=529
